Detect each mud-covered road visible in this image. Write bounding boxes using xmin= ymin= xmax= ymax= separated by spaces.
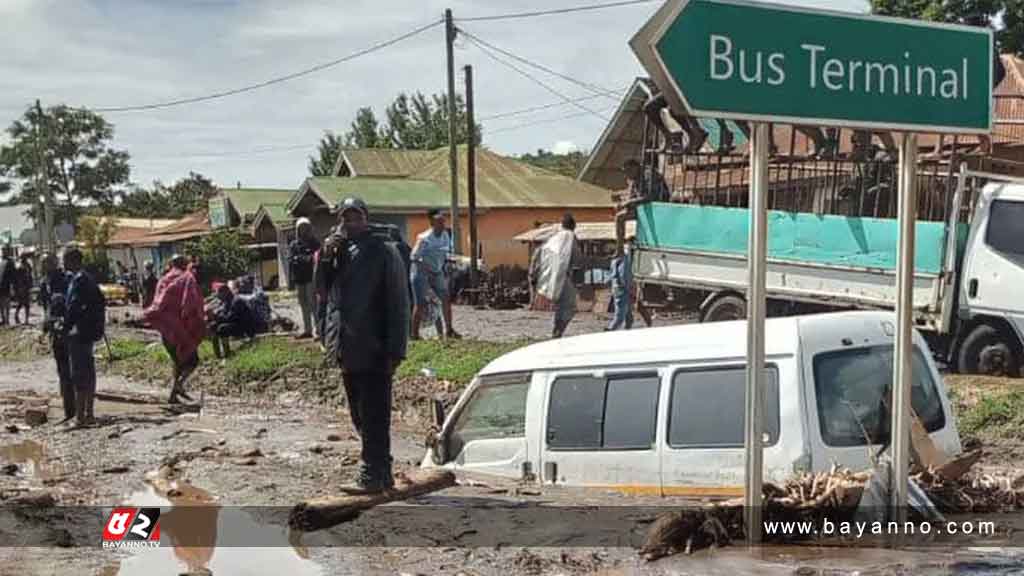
xmin=3 ymin=306 xmax=1024 ymax=575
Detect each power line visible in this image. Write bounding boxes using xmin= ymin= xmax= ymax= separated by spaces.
xmin=487 ymin=105 xmax=618 ymax=135
xmin=163 ymin=143 xmax=313 ymax=160
xmin=460 ymin=28 xmax=620 ymax=100
xmin=457 ymin=0 xmax=659 ymax=22
xmin=465 ymin=35 xmax=610 ymax=122
xmin=478 ymin=89 xmax=627 ymax=121
xmin=94 ymin=19 xmax=443 ymax=113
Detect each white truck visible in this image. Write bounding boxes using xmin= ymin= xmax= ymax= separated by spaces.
xmin=632 ymin=168 xmax=1024 ymax=377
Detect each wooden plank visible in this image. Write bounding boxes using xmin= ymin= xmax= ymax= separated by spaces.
xmin=909 ymin=409 xmax=949 ymax=469
xmin=288 ymin=469 xmax=456 ymax=532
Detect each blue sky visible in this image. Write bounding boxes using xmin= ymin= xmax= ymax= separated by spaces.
xmin=0 ymin=0 xmax=868 ymax=190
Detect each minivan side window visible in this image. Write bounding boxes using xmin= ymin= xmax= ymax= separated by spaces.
xmin=452 ymin=376 xmax=531 ymax=445
xmin=813 ymin=346 xmax=945 ymax=447
xmin=668 ymin=367 xmax=780 ymax=448
xmin=985 ymin=199 xmax=1024 ymax=256
xmin=546 ymin=373 xmax=660 ymax=450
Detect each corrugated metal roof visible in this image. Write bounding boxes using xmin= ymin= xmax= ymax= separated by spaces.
xmin=337 ymin=149 xmax=436 ymax=177
xmin=138 ymin=212 xmax=211 ymax=244
xmin=252 ymin=203 xmax=295 ymax=232
xmin=305 ymin=177 xmax=448 ymax=211
xmin=410 ymin=146 xmax=614 ymax=208
xmin=223 ymin=188 xmax=295 ymax=221
xmin=515 ymin=221 xmax=635 ymax=243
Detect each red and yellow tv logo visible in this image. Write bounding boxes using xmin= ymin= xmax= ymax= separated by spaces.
xmin=102 ymin=507 xmax=161 ymax=549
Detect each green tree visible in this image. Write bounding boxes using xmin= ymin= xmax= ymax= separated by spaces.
xmin=76 ymin=215 xmax=117 ymax=282
xmin=309 ymin=131 xmax=344 ymax=177
xmin=345 ymin=108 xmax=386 ymax=148
xmin=0 ymin=103 xmax=130 ymax=224
xmin=311 ymin=92 xmax=483 ymax=174
xmin=185 ymin=229 xmax=254 ymax=289
xmin=519 ymin=149 xmax=589 ymax=179
xmin=870 ymin=0 xmax=1023 ymax=54
xmin=116 ymin=172 xmax=217 ymax=219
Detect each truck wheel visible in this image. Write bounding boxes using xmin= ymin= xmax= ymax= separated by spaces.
xmin=957 ymin=324 xmax=1021 ymax=377
xmin=701 ymin=294 xmax=746 ymax=323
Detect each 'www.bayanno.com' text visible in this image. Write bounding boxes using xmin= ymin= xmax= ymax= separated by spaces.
xmin=765 ymin=519 xmax=996 ymax=539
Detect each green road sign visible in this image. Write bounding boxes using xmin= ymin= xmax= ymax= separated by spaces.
xmin=631 ymin=0 xmax=992 ymax=134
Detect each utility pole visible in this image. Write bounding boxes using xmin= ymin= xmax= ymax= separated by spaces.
xmin=35 ymin=100 xmax=55 ymax=253
xmin=445 ymin=8 xmax=461 ymax=254
xmin=465 ymin=64 xmax=478 ymax=289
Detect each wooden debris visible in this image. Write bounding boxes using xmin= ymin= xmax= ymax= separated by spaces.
xmin=641 ymin=456 xmax=1024 ymax=561
xmin=289 ymin=469 xmax=456 ymax=532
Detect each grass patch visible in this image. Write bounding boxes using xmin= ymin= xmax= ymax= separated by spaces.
xmin=946 ymin=375 xmax=1024 ymax=440
xmin=0 ymin=328 xmax=49 ymax=361
xmin=398 ymin=339 xmax=529 ymax=386
xmin=223 ymin=338 xmax=323 ymax=383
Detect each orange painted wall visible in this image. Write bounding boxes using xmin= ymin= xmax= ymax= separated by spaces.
xmin=406 ymin=207 xmax=613 ymax=269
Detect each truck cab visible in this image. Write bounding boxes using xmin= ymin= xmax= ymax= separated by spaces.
xmin=956 ymin=182 xmax=1024 ymax=375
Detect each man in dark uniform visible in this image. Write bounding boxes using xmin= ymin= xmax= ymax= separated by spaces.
xmin=321 ymin=197 xmax=409 ymax=493
xmin=63 ymin=248 xmax=104 ymax=427
xmin=141 ymin=261 xmax=158 ymax=309
xmin=39 ymin=253 xmax=74 ymax=421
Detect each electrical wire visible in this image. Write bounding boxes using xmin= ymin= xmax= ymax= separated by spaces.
xmin=465 ymin=35 xmax=610 ymax=121
xmin=94 ymin=19 xmax=443 ymax=113
xmin=457 ymin=0 xmax=659 ymax=22
xmin=478 ymin=89 xmax=627 ymax=121
xmin=162 ymin=143 xmax=313 ymax=159
xmin=487 ymin=105 xmax=618 ymax=135
xmin=460 ymin=28 xmax=620 ymax=100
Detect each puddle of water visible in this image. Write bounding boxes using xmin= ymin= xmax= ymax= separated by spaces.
xmin=110 ymin=480 xmax=322 ymax=576
xmin=0 ymin=439 xmax=47 ymax=477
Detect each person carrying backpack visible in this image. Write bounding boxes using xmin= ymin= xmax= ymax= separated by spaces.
xmin=62 ymin=248 xmax=105 ymax=427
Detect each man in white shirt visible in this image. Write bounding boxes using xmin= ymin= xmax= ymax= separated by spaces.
xmin=410 ymin=209 xmax=460 ymax=340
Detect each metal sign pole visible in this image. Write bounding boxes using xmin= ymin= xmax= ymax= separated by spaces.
xmin=891 ymin=132 xmax=918 ymax=525
xmin=744 ymin=122 xmax=769 ymax=545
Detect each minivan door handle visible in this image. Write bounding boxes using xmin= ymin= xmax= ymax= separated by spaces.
xmin=968 ymin=278 xmax=979 ymax=298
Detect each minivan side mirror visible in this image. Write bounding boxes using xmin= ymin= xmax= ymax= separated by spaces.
xmin=428 ymin=398 xmax=448 ymax=465
xmin=432 ymin=398 xmax=446 ymax=428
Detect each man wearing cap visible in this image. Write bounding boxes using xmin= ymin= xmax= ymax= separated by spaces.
xmin=321 ymin=197 xmax=409 ymax=493
xmin=288 ymin=217 xmax=321 ymax=339
xmin=410 ymin=209 xmax=460 ymax=340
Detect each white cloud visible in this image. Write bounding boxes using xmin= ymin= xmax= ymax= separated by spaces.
xmin=0 ymin=0 xmax=869 ymax=191
xmin=551 ymin=140 xmax=579 ymax=155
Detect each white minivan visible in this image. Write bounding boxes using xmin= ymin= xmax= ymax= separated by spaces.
xmin=424 ymin=311 xmax=962 ymax=496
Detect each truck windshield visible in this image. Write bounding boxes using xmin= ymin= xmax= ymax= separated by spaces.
xmin=812 ymin=346 xmax=945 ymax=447
xmin=986 ymin=199 xmax=1024 ymax=256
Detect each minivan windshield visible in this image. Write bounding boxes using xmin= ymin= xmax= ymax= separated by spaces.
xmin=813 ymin=346 xmax=945 ymax=447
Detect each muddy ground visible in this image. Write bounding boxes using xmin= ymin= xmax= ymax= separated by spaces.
xmin=1 ymin=305 xmax=1024 ymax=575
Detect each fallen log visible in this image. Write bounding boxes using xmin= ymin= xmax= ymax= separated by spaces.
xmin=288 ymin=469 xmax=456 ymax=532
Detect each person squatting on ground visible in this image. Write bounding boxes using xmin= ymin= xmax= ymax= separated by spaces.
xmin=62 ymin=248 xmax=105 ymax=427
xmin=39 ymin=253 xmax=74 ymax=421
xmin=12 ymin=252 xmax=33 ymax=325
xmin=145 ymin=254 xmax=206 ymax=404
xmin=0 ymin=245 xmax=14 ymax=326
xmin=530 ymin=213 xmax=583 ymax=339
xmin=321 ymin=196 xmax=409 ymax=493
xmin=207 ymin=280 xmax=265 ymax=358
xmin=410 ymin=209 xmax=460 ymax=340
xmin=289 ymin=217 xmax=320 ymax=339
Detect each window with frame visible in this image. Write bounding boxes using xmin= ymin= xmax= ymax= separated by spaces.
xmin=668 ymin=367 xmax=780 ymax=448
xmin=985 ymin=199 xmax=1024 ymax=256
xmin=546 ymin=373 xmax=660 ymax=450
xmin=452 ymin=376 xmax=531 ymax=445
xmin=813 ymin=346 xmax=945 ymax=447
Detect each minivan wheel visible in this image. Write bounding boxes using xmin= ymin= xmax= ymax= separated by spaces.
xmin=701 ymin=294 xmax=747 ymax=323
xmin=957 ymin=324 xmax=1021 ymax=377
